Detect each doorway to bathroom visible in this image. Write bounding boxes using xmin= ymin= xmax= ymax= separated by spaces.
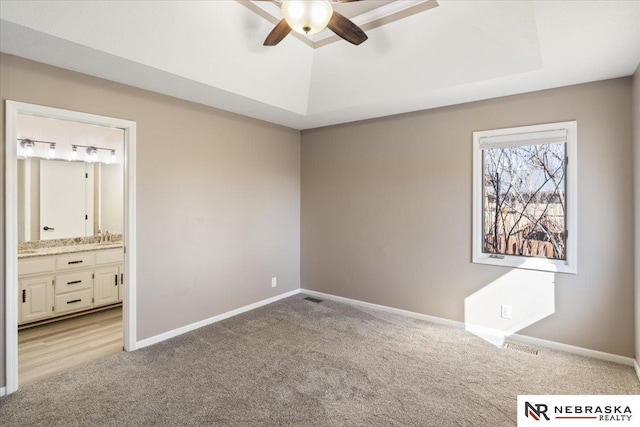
xmin=4 ymin=101 xmax=137 ymax=395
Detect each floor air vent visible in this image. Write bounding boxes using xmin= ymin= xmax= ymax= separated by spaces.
xmin=504 ymin=342 xmax=540 ymax=356
xmin=304 ymin=297 xmax=323 ymax=303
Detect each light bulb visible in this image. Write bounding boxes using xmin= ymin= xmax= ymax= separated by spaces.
xmin=69 ymin=145 xmax=78 ymax=161
xmin=20 ymin=139 xmax=35 ymax=158
xmin=107 ymin=150 xmax=117 ymax=164
xmin=282 ymin=0 xmax=332 ymax=36
xmin=46 ymin=143 xmax=56 ymax=160
xmin=86 ymin=147 xmax=98 ymax=163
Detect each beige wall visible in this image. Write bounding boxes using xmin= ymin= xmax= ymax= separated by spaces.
xmin=1 ymin=52 xmax=637 ymax=390
xmin=302 ymin=78 xmax=635 ymax=357
xmin=0 ymin=54 xmax=301 ymax=388
xmin=633 ymin=64 xmax=640 ymax=369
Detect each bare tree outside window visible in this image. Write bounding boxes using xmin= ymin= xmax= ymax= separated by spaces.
xmin=482 ymin=142 xmax=566 ymax=260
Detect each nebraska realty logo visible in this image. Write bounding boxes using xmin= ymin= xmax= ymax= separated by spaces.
xmin=517 ymin=395 xmax=639 ymax=426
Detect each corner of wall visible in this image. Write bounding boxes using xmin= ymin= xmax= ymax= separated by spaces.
xmin=633 ymin=62 xmax=640 ymax=371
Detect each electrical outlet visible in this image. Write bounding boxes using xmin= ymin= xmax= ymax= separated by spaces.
xmin=501 ymin=304 xmax=512 ymax=319
xmin=271 ymin=277 xmax=277 ymax=288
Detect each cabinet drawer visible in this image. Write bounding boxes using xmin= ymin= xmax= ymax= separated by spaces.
xmin=19 ymin=257 xmax=56 ymax=276
xmin=95 ymin=248 xmax=124 ymax=265
xmin=55 ymin=270 xmax=93 ymax=294
xmin=56 ymin=253 xmax=95 ymax=271
xmin=54 ymin=289 xmax=93 ymax=315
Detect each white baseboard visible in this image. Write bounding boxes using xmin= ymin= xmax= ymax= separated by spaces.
xmin=301 ymin=289 xmax=463 ymax=329
xmin=464 ymin=323 xmax=509 ymax=348
xmin=136 ymin=289 xmax=300 ymax=349
xmin=464 ymin=323 xmax=505 ymax=338
xmin=0 ymin=386 xmax=6 ymax=397
xmin=300 ymin=288 xmax=636 ymax=369
xmin=133 ymin=286 xmax=637 ymax=375
xmin=509 ymin=334 xmax=635 ymax=367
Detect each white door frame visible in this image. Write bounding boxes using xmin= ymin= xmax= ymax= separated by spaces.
xmin=4 ymin=101 xmax=137 ymax=395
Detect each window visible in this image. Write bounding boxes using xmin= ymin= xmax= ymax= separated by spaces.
xmin=472 ymin=121 xmax=577 ymax=274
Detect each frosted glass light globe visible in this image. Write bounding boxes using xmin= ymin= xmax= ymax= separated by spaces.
xmin=282 ymin=0 xmax=333 ymax=36
xmin=20 ymin=139 xmax=35 ymax=158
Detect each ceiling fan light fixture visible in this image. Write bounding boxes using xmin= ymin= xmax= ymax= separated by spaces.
xmin=281 ymin=0 xmax=333 ymax=36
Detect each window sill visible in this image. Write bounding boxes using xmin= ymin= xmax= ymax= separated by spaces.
xmin=473 ymin=253 xmax=576 ymax=274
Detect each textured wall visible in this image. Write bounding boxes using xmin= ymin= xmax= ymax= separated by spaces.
xmin=1 ymin=54 xmax=301 ymax=388
xmin=302 ymin=78 xmax=635 ymax=357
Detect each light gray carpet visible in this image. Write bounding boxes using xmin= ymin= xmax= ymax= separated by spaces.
xmin=1 ymin=295 xmax=638 ymax=426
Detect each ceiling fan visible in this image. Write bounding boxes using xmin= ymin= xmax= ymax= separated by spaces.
xmin=258 ymin=0 xmax=368 ymax=46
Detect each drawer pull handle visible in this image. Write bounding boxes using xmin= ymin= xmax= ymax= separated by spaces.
xmin=67 ymin=299 xmax=82 ymax=304
xmin=67 ymin=280 xmax=82 ymax=285
xmin=22 ymin=289 xmax=26 ymax=303
xmin=115 ymin=274 xmax=118 ymax=286
xmin=68 ymin=260 xmax=83 ymax=265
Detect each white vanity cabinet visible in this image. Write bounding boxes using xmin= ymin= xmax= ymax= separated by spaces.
xmin=18 ymin=247 xmax=123 ymax=326
xmin=94 ymin=249 xmax=124 ymax=307
xmin=53 ymin=269 xmax=94 ymax=315
xmin=18 ymin=256 xmax=56 ymax=324
xmin=19 ymin=276 xmax=55 ymax=324
xmin=94 ymin=266 xmax=120 ymax=307
xmin=118 ymin=266 xmax=124 ymax=302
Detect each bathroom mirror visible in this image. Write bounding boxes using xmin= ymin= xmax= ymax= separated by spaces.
xmin=17 ymin=158 xmax=123 ymax=242
xmin=17 ymin=112 xmax=125 ymax=242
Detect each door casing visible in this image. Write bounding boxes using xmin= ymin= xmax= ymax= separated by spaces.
xmin=4 ymin=100 xmax=138 ymax=395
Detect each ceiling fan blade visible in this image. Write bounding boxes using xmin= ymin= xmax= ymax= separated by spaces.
xmin=264 ymin=19 xmax=292 ymax=46
xmin=327 ymin=11 xmax=368 ymax=45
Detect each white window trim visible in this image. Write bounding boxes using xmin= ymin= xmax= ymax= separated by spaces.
xmin=472 ymin=121 xmax=577 ymax=274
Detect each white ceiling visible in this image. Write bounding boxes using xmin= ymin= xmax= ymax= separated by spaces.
xmin=1 ymin=1 xmax=639 ymax=130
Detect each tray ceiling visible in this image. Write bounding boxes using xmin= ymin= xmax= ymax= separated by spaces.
xmin=1 ymin=1 xmax=639 ymax=130
xmin=241 ymin=0 xmax=438 ymax=48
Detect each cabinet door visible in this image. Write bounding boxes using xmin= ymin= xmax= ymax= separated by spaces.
xmin=118 ymin=267 xmax=124 ymax=302
xmin=94 ymin=266 xmax=119 ymax=307
xmin=19 ymin=276 xmax=54 ymax=324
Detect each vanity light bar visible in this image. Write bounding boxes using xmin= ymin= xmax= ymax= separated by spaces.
xmin=17 ymin=138 xmax=117 ymax=162
xmin=71 ymin=144 xmax=117 ymax=163
xmin=18 ymin=138 xmax=56 ymax=159
xmin=71 ymin=143 xmax=115 ymax=153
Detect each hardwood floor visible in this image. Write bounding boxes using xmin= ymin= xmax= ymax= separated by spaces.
xmin=19 ymin=306 xmax=123 ymax=386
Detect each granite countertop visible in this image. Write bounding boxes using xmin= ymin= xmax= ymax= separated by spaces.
xmin=18 ymin=242 xmax=124 ymax=259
